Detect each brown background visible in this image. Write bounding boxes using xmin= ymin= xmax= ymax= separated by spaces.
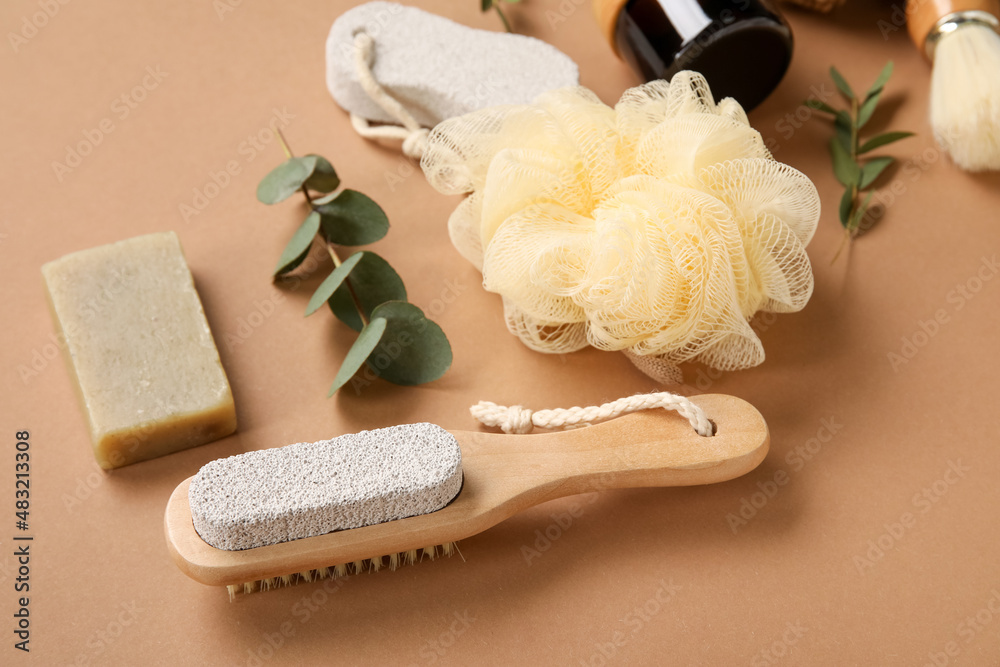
xmin=3 ymin=0 xmax=999 ymax=664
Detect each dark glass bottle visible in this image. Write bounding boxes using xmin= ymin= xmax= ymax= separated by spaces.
xmin=595 ymin=0 xmax=794 ymax=111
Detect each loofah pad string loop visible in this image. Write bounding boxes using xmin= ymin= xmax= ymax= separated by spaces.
xmin=349 ymin=31 xmax=429 ymax=158
xmin=471 ymin=391 xmax=715 ymax=437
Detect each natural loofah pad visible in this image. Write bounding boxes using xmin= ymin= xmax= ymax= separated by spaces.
xmin=189 ymin=423 xmax=462 ymax=551
xmin=421 ymin=73 xmax=820 ymax=380
xmin=325 ymin=1 xmax=579 ymax=128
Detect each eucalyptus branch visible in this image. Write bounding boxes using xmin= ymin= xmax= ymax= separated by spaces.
xmin=257 ymin=136 xmax=451 ymax=395
xmin=277 ymin=131 xmax=370 ymax=327
xmin=806 ymin=61 xmax=914 ymax=263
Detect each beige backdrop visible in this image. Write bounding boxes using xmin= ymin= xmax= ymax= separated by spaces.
xmin=2 ymin=0 xmax=999 ymax=664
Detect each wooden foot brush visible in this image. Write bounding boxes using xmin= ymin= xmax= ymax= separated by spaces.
xmin=164 ymin=393 xmax=768 ymax=599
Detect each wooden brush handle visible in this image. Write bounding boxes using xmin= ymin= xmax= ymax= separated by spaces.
xmin=458 ymin=394 xmax=767 ymax=504
xmin=908 ymin=0 xmax=1000 ymax=51
xmin=166 ymin=393 xmax=767 ymax=586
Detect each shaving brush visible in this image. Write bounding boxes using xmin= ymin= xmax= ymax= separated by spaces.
xmin=908 ymin=0 xmax=1000 ymax=171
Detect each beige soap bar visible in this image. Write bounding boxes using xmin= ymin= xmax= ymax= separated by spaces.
xmin=42 ymin=232 xmax=236 ymax=469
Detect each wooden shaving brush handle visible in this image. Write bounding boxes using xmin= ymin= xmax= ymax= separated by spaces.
xmin=907 ymin=0 xmax=1000 ymax=54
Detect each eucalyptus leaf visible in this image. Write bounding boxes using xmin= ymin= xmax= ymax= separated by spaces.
xmin=857 ymin=91 xmax=881 ymax=128
xmin=830 ymin=137 xmax=860 ymax=188
xmin=859 ymin=156 xmax=894 ymax=189
xmin=304 ymin=251 xmax=364 ymax=316
xmin=327 ymin=251 xmax=407 ymax=331
xmin=363 ymin=301 xmax=452 ymax=386
xmin=274 ymin=244 xmax=311 ymax=279
xmin=273 ymin=211 xmax=320 ymax=276
xmin=848 ymin=190 xmax=875 ymax=234
xmin=834 ymin=111 xmax=853 ymax=153
xmin=804 ymin=99 xmax=837 ymax=114
xmin=838 ymin=189 xmax=854 ymax=229
xmin=858 ymin=131 xmax=914 ymax=154
xmin=865 ymin=61 xmax=894 ymax=101
xmin=328 ymin=317 xmax=387 ymax=396
xmin=312 ymin=191 xmax=339 ymax=206
xmin=303 ymin=155 xmax=340 ymax=194
xmin=317 ymin=189 xmax=390 ymax=246
xmin=830 ymin=67 xmax=855 ymax=101
xmin=257 ymin=156 xmax=318 ymax=205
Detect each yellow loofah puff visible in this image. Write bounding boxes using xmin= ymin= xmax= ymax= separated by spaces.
xmin=421 ymin=72 xmax=820 ymax=383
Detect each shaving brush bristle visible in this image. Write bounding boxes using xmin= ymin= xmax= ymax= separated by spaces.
xmin=930 ymin=22 xmax=1000 ymax=171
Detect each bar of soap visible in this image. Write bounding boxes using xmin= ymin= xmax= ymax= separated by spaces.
xmin=42 ymin=232 xmax=236 ymax=469
xmin=189 ymin=423 xmax=463 ymax=551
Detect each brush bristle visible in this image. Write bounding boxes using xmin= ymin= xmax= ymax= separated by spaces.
xmin=223 ymin=542 xmax=460 ymax=600
xmin=931 ymin=23 xmax=1000 ymax=171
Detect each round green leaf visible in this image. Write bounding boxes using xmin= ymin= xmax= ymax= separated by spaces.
xmin=274 ymin=211 xmax=320 ymax=276
xmin=327 ymin=252 xmax=406 ymax=331
xmin=304 ymin=251 xmax=364 ymax=316
xmin=363 ymin=301 xmax=452 ymax=386
xmin=329 ymin=317 xmax=387 ymax=396
xmin=317 ymin=189 xmax=389 ymax=246
xmin=275 ymin=244 xmax=311 ymax=279
xmin=312 ymin=191 xmax=338 ymax=206
xmin=257 ymin=156 xmax=318 ymax=204
xmin=303 ymin=155 xmax=340 ymax=194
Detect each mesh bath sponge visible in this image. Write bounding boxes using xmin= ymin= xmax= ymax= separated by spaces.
xmin=421 ymin=73 xmax=820 ymax=382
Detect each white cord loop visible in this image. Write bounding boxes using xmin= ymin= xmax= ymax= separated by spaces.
xmin=470 ymin=392 xmax=715 ymax=437
xmin=349 ymin=31 xmax=429 ymax=159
